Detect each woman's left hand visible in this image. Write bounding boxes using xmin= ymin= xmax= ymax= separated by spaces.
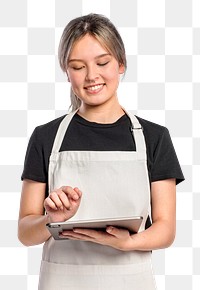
xmin=60 ymin=227 xmax=133 ymax=251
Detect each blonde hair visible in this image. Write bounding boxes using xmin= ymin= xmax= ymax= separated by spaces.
xmin=58 ymin=13 xmax=127 ymax=112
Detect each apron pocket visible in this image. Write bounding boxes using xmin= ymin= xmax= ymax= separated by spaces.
xmin=38 ymin=260 xmax=156 ymax=290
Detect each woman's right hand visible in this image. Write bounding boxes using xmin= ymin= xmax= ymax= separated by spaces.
xmin=44 ymin=186 xmax=82 ymax=223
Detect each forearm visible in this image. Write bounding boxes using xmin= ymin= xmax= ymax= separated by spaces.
xmin=127 ymin=220 xmax=175 ymax=252
xmin=18 ymin=214 xmax=51 ymax=246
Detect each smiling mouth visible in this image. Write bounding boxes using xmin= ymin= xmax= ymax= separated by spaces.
xmin=84 ymin=84 xmax=105 ymax=92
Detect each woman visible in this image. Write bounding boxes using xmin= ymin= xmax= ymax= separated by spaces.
xmin=18 ymin=13 xmax=184 ymax=290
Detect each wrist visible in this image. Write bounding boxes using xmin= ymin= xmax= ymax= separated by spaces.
xmin=45 ymin=213 xmax=52 ymax=224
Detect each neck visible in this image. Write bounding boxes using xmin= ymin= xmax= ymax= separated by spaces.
xmin=77 ymin=101 xmax=125 ymax=124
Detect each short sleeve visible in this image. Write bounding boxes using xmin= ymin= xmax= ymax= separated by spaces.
xmin=21 ymin=127 xmax=47 ymax=183
xmin=151 ymin=128 xmax=184 ymax=185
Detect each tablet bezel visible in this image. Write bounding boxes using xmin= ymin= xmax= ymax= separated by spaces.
xmin=46 ymin=216 xmax=143 ymax=240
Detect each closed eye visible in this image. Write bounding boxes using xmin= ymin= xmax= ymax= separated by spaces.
xmin=98 ymin=61 xmax=109 ymax=66
xmin=72 ymin=66 xmax=85 ymax=70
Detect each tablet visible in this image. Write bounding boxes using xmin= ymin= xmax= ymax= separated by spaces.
xmin=46 ymin=216 xmax=143 ymax=240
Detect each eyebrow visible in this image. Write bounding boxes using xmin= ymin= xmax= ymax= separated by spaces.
xmin=68 ymin=53 xmax=111 ymax=63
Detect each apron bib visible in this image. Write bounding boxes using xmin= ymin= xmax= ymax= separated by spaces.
xmin=38 ymin=109 xmax=156 ymax=290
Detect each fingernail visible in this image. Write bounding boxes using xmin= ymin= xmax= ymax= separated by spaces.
xmin=73 ymin=194 xmax=79 ymax=200
xmin=75 ymin=188 xmax=82 ymax=195
xmin=106 ymin=226 xmax=113 ymax=233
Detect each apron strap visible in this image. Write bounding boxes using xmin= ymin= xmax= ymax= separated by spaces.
xmin=51 ymin=109 xmax=79 ymax=154
xmin=51 ymin=108 xmax=147 ymax=158
xmin=125 ymin=110 xmax=147 ymax=158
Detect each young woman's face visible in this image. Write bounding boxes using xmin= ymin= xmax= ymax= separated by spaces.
xmin=66 ymin=34 xmax=125 ymax=108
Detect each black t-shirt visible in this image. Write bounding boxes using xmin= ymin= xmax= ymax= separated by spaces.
xmin=22 ymin=112 xmax=184 ymax=187
xmin=21 ymin=113 xmax=184 ymax=229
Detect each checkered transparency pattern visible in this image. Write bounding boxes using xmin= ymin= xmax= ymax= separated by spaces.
xmin=0 ymin=0 xmax=198 ymax=289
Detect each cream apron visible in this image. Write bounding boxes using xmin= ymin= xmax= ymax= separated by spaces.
xmin=38 ymin=109 xmax=156 ymax=290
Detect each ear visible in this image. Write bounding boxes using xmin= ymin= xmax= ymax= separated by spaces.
xmin=119 ymin=63 xmax=125 ymax=74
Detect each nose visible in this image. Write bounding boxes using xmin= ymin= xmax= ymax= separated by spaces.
xmin=85 ymin=65 xmax=99 ymax=82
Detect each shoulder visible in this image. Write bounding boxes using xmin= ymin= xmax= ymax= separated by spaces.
xmin=33 ymin=114 xmax=66 ymax=145
xmin=28 ymin=114 xmax=67 ymax=157
xmin=134 ymin=115 xmax=184 ymax=184
xmin=36 ymin=114 xmax=66 ymax=134
xmin=21 ymin=115 xmax=67 ymax=183
xmin=135 ymin=115 xmax=169 ymax=147
xmin=136 ymin=115 xmax=166 ymax=133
